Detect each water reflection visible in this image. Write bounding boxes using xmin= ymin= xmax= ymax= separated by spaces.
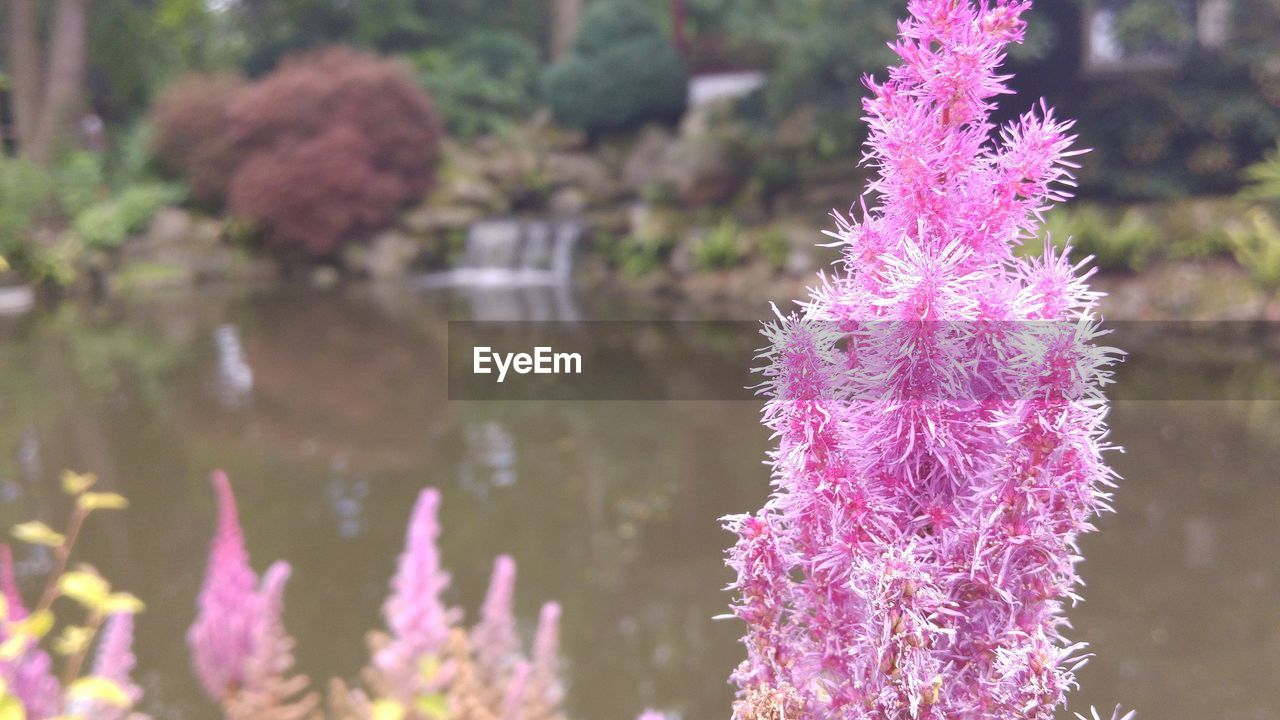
xmin=0 ymin=288 xmax=1275 ymax=720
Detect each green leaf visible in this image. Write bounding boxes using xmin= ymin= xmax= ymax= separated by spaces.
xmin=0 ymin=691 xmax=26 ymax=720
xmin=102 ymin=593 xmax=144 ymax=615
xmin=11 ymin=521 xmax=65 ymax=547
xmin=77 ymin=493 xmax=128 ymax=512
xmin=414 ymin=694 xmax=449 ymax=719
xmin=52 ymin=626 xmax=92 ymax=656
xmin=59 ymin=571 xmax=111 ymax=611
xmin=1 ymin=609 xmax=56 ymax=659
xmin=371 ymin=700 xmax=406 ymax=720
xmin=67 ymin=677 xmax=131 ymax=708
xmin=60 ymin=471 xmax=97 ymax=495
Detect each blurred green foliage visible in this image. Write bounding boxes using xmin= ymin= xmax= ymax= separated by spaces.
xmin=723 ymin=0 xmax=902 ymax=120
xmin=1242 ymin=144 xmax=1280 ymax=207
xmin=1040 ymin=205 xmax=1160 ymax=272
xmin=1229 ymin=146 xmax=1280 ymax=296
xmin=755 ymin=227 xmax=790 ymax=273
xmin=1226 ymin=208 xmax=1280 ymax=295
xmin=416 ymin=31 xmax=542 ymax=138
xmin=691 ymin=218 xmax=745 ymax=271
xmin=596 ymin=230 xmax=676 ymax=278
xmin=542 ymin=2 xmax=689 ymax=135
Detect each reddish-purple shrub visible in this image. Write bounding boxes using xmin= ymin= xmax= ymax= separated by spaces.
xmin=222 ymin=47 xmax=441 ymax=256
xmin=228 ymin=126 xmax=405 ymax=257
xmin=150 ymin=73 xmax=247 ymax=206
xmin=229 ymin=48 xmax=441 ymax=199
xmin=152 ymin=47 xmax=442 ymax=257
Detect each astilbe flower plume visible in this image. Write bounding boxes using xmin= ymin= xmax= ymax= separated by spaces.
xmin=188 ymin=470 xmax=314 ymax=717
xmin=0 ymin=545 xmax=60 ymax=719
xmin=352 ymin=488 xmax=565 ymax=720
xmin=371 ymin=487 xmax=462 ymax=704
xmin=724 ymin=2 xmax=1122 ymax=719
xmin=69 ymin=613 xmax=150 ymax=720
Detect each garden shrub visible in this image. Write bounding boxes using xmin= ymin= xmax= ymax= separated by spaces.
xmin=150 ymin=73 xmax=247 ymax=206
xmin=72 ymin=183 xmax=187 ymax=250
xmin=73 ymin=203 xmax=129 ymax=250
xmin=1030 ymin=205 xmax=1159 ymax=272
xmin=224 ymin=47 xmax=442 ymax=256
xmin=691 ymin=219 xmax=745 ymax=271
xmin=116 ymin=183 xmax=187 ymax=233
xmin=228 ymin=127 xmax=407 ymax=257
xmin=542 ymin=2 xmax=688 ymax=135
xmin=1243 ymin=143 xmax=1280 ymax=206
xmin=1226 ymin=208 xmax=1280 ymax=297
xmin=416 ymin=30 xmax=542 ymax=137
xmin=0 ymin=155 xmax=56 ymax=255
xmin=597 ymin=230 xmax=676 ymax=278
xmin=56 ymin=152 xmax=108 ymax=217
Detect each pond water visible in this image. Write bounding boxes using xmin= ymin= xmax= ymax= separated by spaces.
xmin=0 ymin=285 xmax=1277 ymax=720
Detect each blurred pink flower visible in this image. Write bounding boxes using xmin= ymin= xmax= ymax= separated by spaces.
xmin=375 ymin=487 xmax=461 ymax=700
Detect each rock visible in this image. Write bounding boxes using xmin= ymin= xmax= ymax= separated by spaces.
xmin=623 ymin=125 xmax=676 ymax=192
xmin=549 ymin=188 xmax=588 ymax=219
xmin=543 ymin=152 xmax=618 ymax=197
xmin=628 ymin=202 xmax=683 ymax=243
xmin=0 ymin=285 xmax=35 ymax=316
xmin=344 ymin=230 xmax=421 ymax=280
xmin=310 ymin=265 xmax=341 ymax=288
xmin=663 ymin=141 xmax=746 ymax=207
xmin=145 ymin=207 xmax=197 ymax=247
xmin=442 ymin=177 xmax=505 ymax=212
xmin=661 ymin=118 xmax=750 ymax=207
xmin=402 ymin=205 xmax=482 ymax=235
xmin=123 ymin=209 xmax=239 ymax=283
xmin=111 ymin=262 xmax=195 ymax=292
xmin=773 ymin=106 xmax=820 ymax=150
xmin=583 ymin=208 xmax=630 ymax=236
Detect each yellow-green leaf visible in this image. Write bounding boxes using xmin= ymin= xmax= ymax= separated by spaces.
xmin=59 ymin=571 xmax=111 ymax=611
xmin=77 ymin=493 xmax=128 ymax=512
xmin=371 ymin=700 xmax=406 ymax=720
xmin=14 ymin=610 xmax=54 ymax=641
xmin=0 ymin=257 xmax=9 ymax=274
xmin=102 ymin=593 xmax=144 ymax=615
xmin=53 ymin=626 xmax=92 ymax=656
xmin=67 ymin=677 xmax=130 ymax=708
xmin=418 ymin=654 xmax=442 ymax=683
xmin=0 ymin=637 xmax=25 ymax=662
xmin=414 ymin=694 xmax=449 ymax=719
xmin=60 ymin=471 xmax=97 ymax=496
xmin=11 ymin=521 xmax=65 ymax=547
xmin=0 ymin=692 xmax=25 ymax=720
xmin=1 ymin=609 xmax=55 ymax=659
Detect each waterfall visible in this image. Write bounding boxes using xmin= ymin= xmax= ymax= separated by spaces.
xmin=419 ymin=218 xmax=581 ymax=289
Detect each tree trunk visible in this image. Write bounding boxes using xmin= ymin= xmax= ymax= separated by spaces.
xmin=5 ymin=0 xmax=42 ymax=150
xmin=28 ymin=0 xmax=89 ymax=163
xmin=550 ymin=0 xmax=583 ymax=61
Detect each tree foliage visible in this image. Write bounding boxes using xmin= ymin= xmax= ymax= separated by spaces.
xmin=542 ymin=2 xmax=688 ymax=135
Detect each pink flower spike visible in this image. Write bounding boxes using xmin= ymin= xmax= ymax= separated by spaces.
xmin=0 ymin=545 xmax=27 ymax=621
xmin=376 ymin=488 xmax=459 ymax=700
xmin=188 ymin=470 xmax=260 ymax=701
xmin=0 ymin=547 xmax=60 ymax=718
xmin=725 ymin=2 xmax=1123 ymax=718
xmin=499 ymin=659 xmax=530 ymax=720
xmin=71 ymin=613 xmax=142 ymax=720
xmin=471 ymin=554 xmax=518 ymax=683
